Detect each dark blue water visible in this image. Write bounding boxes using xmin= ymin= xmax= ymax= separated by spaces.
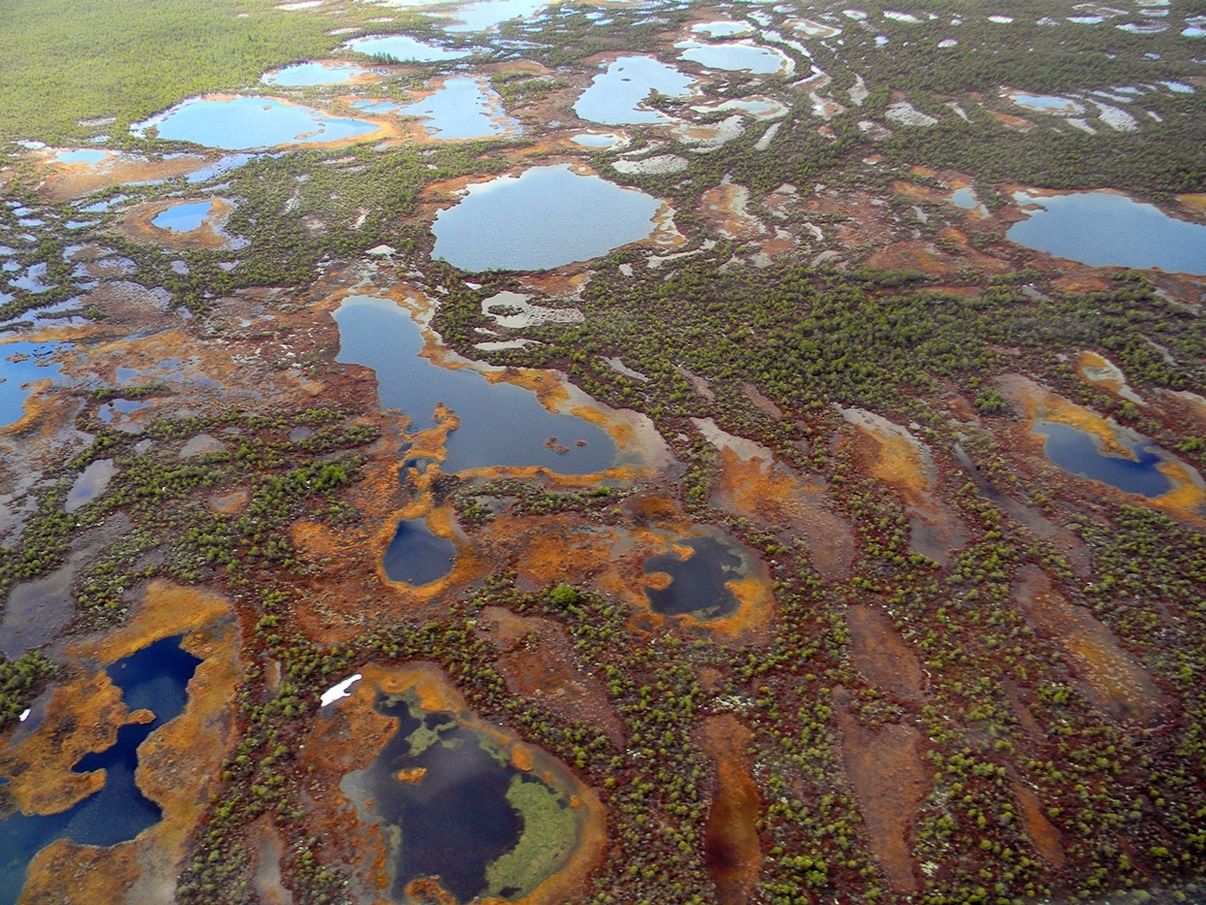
xmin=643 ymin=535 xmax=743 ymax=619
xmin=1035 ymin=420 xmax=1172 ymax=497
xmin=0 ymin=636 xmax=200 ymax=905
xmin=0 ymin=342 xmax=66 ymax=427
xmin=430 ymin=164 xmax=660 ymax=271
xmin=1008 ymin=191 xmax=1206 ymax=274
xmin=333 ymin=295 xmax=615 ymax=472
xmin=352 ymin=693 xmax=555 ymax=902
xmin=382 ymin=520 xmax=456 ymax=585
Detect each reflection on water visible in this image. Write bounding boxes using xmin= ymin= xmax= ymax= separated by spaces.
xmin=1034 ymin=420 xmax=1172 ymax=497
xmin=333 ymin=295 xmax=615 ymax=472
xmin=0 ymin=342 xmax=66 ymax=427
xmin=382 ymin=519 xmax=456 ymax=585
xmin=1008 ymin=190 xmax=1206 ymax=274
xmin=643 ymin=534 xmax=745 ymax=619
xmin=0 ymin=637 xmax=200 ymax=905
xmin=431 ymin=164 xmax=661 ymax=271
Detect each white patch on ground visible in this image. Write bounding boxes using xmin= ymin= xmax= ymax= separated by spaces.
xmin=884 ymin=10 xmax=921 ymax=23
xmin=482 ymin=291 xmax=584 ymax=329
xmin=612 ymin=154 xmax=689 ymax=175
xmin=843 ymin=9 xmax=868 ymax=20
xmin=277 ymin=0 xmax=322 ymax=9
xmin=1067 ymin=117 xmax=1097 ymax=133
xmin=605 ymin=357 xmax=650 ymax=381
xmin=938 ymin=38 xmax=958 ymax=47
xmin=474 ymin=339 xmax=541 ymax=351
xmin=848 ymin=74 xmax=869 ymax=106
xmin=1091 ymin=99 xmax=1139 ymax=130
xmin=691 ymin=97 xmax=789 ymax=120
xmin=18 ymin=709 xmax=31 ymax=722
xmin=988 ymin=14 xmax=1014 ymax=23
xmin=885 ymin=101 xmax=938 ymax=126
xmin=1080 ymin=353 xmax=1145 ymax=404
xmin=754 ymin=121 xmax=782 ymax=150
xmin=671 ymin=114 xmax=746 ymax=149
xmin=858 ymin=119 xmax=893 ymax=140
xmin=320 ymin=674 xmax=361 ymax=707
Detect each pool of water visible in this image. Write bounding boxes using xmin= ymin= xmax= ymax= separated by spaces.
xmin=570 ymin=132 xmax=624 ymax=149
xmin=333 ymin=295 xmax=615 ymax=472
xmin=396 ymin=77 xmax=518 ymax=139
xmin=643 ymin=534 xmax=746 ymax=620
xmin=151 ymin=200 xmax=214 ymax=233
xmin=442 ymin=0 xmax=549 ymax=32
xmin=55 ymin=149 xmax=108 ymax=165
xmin=950 ymin=187 xmax=978 ymax=209
xmin=574 ymin=55 xmax=695 ymax=125
xmin=431 ymin=164 xmax=661 ymax=271
xmin=345 ymin=34 xmax=470 ymax=62
xmin=262 ymin=61 xmax=375 ymax=86
xmin=0 ymin=636 xmax=200 ymax=905
xmin=1 ymin=342 xmax=66 ymax=426
xmin=131 ymin=96 xmax=382 ymax=150
xmin=1008 ymin=191 xmax=1206 ymax=274
xmin=342 ymin=689 xmax=578 ymax=903
xmin=1034 ymin=420 xmax=1172 ymax=497
xmin=382 ymin=519 xmax=456 ymax=585
xmin=692 ymin=20 xmax=755 ymax=37
xmin=675 ymin=40 xmax=791 ymax=74
xmin=65 ymin=459 xmax=117 ymax=513
xmin=1009 ymin=92 xmax=1083 ymax=114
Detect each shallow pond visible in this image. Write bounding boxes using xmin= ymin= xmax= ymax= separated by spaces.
xmin=570 ymin=132 xmax=624 ymax=149
xmin=382 ymin=519 xmax=456 ymax=585
xmin=692 ymin=20 xmax=755 ymax=37
xmin=1008 ymin=92 xmax=1083 ymax=114
xmin=675 ymin=40 xmax=791 ymax=74
xmin=131 ymin=96 xmax=381 ymax=150
xmin=56 ymin=149 xmax=108 ymax=165
xmin=431 ymin=164 xmax=661 ymax=271
xmin=342 ymin=689 xmax=580 ymax=903
xmin=0 ymin=342 xmax=66 ymax=427
xmin=573 ymin=55 xmax=695 ymax=125
xmin=1007 ymin=190 xmax=1206 ymax=274
xmin=1034 ymin=420 xmax=1172 ymax=497
xmin=65 ymin=459 xmax=117 ymax=513
xmin=442 ymin=0 xmax=549 ymax=32
xmin=0 ymin=636 xmax=200 ymax=905
xmin=333 ymin=295 xmax=615 ymax=472
xmin=262 ymin=60 xmax=375 ymax=86
xmin=396 ymin=76 xmax=517 ymax=139
xmin=345 ymin=33 xmax=470 ymax=62
xmin=643 ymin=534 xmax=746 ymax=620
xmin=950 ymin=186 xmax=978 ymax=209
xmin=151 ymin=200 xmax=214 ymax=233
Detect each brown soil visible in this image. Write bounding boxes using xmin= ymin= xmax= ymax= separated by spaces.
xmin=1009 ymin=770 xmax=1066 ymax=868
xmin=846 ymin=605 xmax=925 ymax=702
xmin=834 ymin=689 xmax=929 ymax=895
xmin=698 ymin=714 xmax=763 ymax=905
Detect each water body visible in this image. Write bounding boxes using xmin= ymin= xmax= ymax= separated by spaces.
xmin=151 ymin=201 xmax=214 ymax=233
xmin=643 ymin=534 xmax=745 ymax=620
xmin=675 ymin=40 xmax=790 ymax=74
xmin=262 ymin=61 xmax=375 ymax=86
xmin=0 ymin=342 xmax=66 ymax=426
xmin=1008 ymin=191 xmax=1206 ymax=274
xmin=382 ymin=519 xmax=456 ymax=585
xmin=574 ymin=55 xmax=695 ymax=125
xmin=692 ymin=20 xmax=755 ymax=37
xmin=342 ymin=691 xmax=576 ymax=902
xmin=441 ymin=0 xmax=549 ymax=32
xmin=1034 ymin=420 xmax=1172 ymax=497
xmin=65 ymin=459 xmax=117 ymax=513
xmin=345 ymin=34 xmax=470 ymax=62
xmin=396 ymin=77 xmax=518 ymax=139
xmin=0 ymin=636 xmax=201 ymax=905
xmin=333 ymin=295 xmax=615 ymax=472
xmin=431 ymin=164 xmax=661 ymax=271
xmin=570 ymin=132 xmax=623 ymax=148
xmin=950 ymin=187 xmax=978 ymax=209
xmin=55 ymin=149 xmax=108 ymax=165
xmin=131 ymin=97 xmax=381 ymax=150
xmin=1009 ymin=92 xmax=1083 ymax=114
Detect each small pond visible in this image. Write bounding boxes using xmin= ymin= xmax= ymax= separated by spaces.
xmin=950 ymin=186 xmax=979 ymax=209
xmin=573 ymin=55 xmax=695 ymax=125
xmin=333 ymin=295 xmax=615 ymax=473
xmin=341 ymin=689 xmax=581 ymax=903
xmin=1008 ymin=92 xmax=1083 ymax=114
xmin=151 ymin=200 xmax=214 ymax=233
xmin=345 ymin=33 xmax=470 ymax=62
xmin=643 ymin=534 xmax=747 ymax=620
xmin=131 ymin=96 xmax=381 ymax=151
xmin=262 ymin=61 xmax=375 ymax=86
xmin=570 ymin=132 xmax=624 ymax=149
xmin=441 ymin=0 xmax=550 ymax=32
xmin=1007 ymin=190 xmax=1206 ymax=274
xmin=396 ymin=77 xmax=518 ymax=139
xmin=675 ymin=40 xmax=791 ymax=74
xmin=382 ymin=519 xmax=456 ymax=585
xmin=431 ymin=164 xmax=661 ymax=271
xmin=1034 ymin=420 xmax=1172 ymax=497
xmin=692 ymin=20 xmax=755 ymax=37
xmin=1 ymin=342 xmax=66 ymax=427
xmin=55 ymin=149 xmax=108 ymax=165
xmin=65 ymin=459 xmax=117 ymax=513
xmin=0 ymin=636 xmax=200 ymax=905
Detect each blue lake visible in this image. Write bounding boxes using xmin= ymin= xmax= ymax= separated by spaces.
xmin=431 ymin=164 xmax=661 ymax=271
xmin=345 ymin=34 xmax=470 ymax=62
xmin=0 ymin=636 xmax=200 ymax=905
xmin=383 ymin=519 xmax=456 ymax=585
xmin=131 ymin=97 xmax=381 ymax=150
xmin=151 ymin=201 xmax=214 ymax=233
xmin=442 ymin=0 xmax=549 ymax=32
xmin=396 ymin=77 xmax=517 ymax=139
xmin=55 ymin=149 xmax=107 ymax=165
xmin=571 ymin=132 xmax=623 ymax=149
xmin=643 ymin=534 xmax=744 ymax=620
xmin=1034 ymin=420 xmax=1172 ymax=497
xmin=574 ymin=55 xmax=695 ymax=125
xmin=333 ymin=295 xmax=615 ymax=472
xmin=950 ymin=187 xmax=978 ymax=209
xmin=262 ymin=61 xmax=374 ymax=86
xmin=0 ymin=342 xmax=66 ymax=427
xmin=1008 ymin=191 xmax=1206 ymax=274
xmin=675 ymin=40 xmax=789 ymax=74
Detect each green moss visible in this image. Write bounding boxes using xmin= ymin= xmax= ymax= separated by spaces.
xmin=485 ymin=774 xmax=577 ymax=898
